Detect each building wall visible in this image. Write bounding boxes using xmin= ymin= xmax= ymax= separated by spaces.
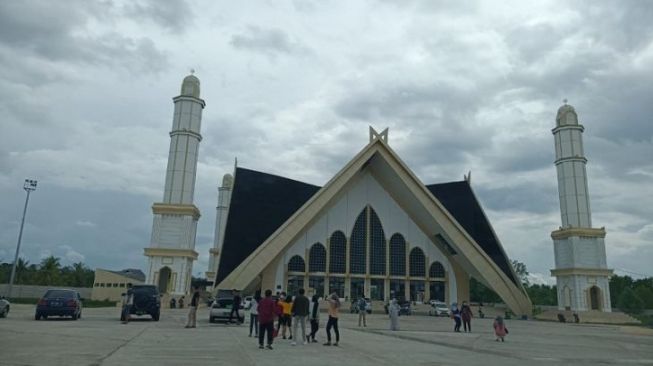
xmin=268 ymin=171 xmax=457 ymax=302
xmin=146 ymin=255 xmax=193 ymax=296
xmin=91 ymin=270 xmax=144 ymax=301
xmin=0 ymin=284 xmax=91 ymax=299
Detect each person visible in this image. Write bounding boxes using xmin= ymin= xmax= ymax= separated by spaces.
xmin=121 ymin=283 xmax=133 ymax=324
xmin=249 ymin=293 xmax=260 ymax=337
xmin=275 ymin=292 xmax=286 ymax=332
xmin=308 ymin=294 xmax=320 ymax=343
xmin=461 ymin=301 xmax=473 ymax=332
xmin=388 ymin=298 xmax=400 ymax=331
xmin=323 ymin=292 xmax=340 ymax=346
xmin=357 ymin=297 xmax=367 ymax=327
xmin=279 ymin=294 xmax=293 ymax=339
xmin=258 ymin=289 xmax=281 ymax=350
xmin=185 ymin=286 xmax=200 ymax=328
xmin=291 ymin=288 xmax=310 ymax=345
xmin=493 ymin=315 xmax=507 ymax=342
xmin=169 ymin=297 xmax=176 ymax=309
xmin=451 ymin=303 xmax=461 ymax=332
xmin=229 ymin=289 xmax=242 ymax=324
xmin=178 ymin=296 xmax=184 ymax=309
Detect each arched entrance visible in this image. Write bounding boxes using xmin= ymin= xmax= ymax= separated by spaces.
xmin=563 ymin=286 xmax=572 ymax=310
xmin=589 ymin=286 xmax=601 ymax=310
xmin=158 ymin=267 xmax=171 ymax=294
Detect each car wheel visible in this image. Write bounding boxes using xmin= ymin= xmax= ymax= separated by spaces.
xmin=35 ymin=313 xmax=41 ymax=320
xmin=0 ymin=308 xmax=6 ymax=318
xmin=152 ymin=312 xmax=160 ymax=321
xmin=78 ymin=312 xmax=82 ymax=319
xmin=71 ymin=312 xmax=78 ymax=320
xmin=209 ymin=317 xmax=215 ymax=323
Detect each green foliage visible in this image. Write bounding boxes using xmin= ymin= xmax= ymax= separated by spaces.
xmin=526 ymin=284 xmax=557 ymax=306
xmin=0 ymin=257 xmax=95 ymax=288
xmin=617 ymin=287 xmax=644 ymax=315
xmin=469 ymin=277 xmax=502 ymax=303
xmin=511 ymin=259 xmax=530 ymax=286
xmin=610 ymin=275 xmax=653 ymax=311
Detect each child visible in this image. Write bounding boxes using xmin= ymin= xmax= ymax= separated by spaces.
xmin=493 ymin=316 xmax=507 ymax=342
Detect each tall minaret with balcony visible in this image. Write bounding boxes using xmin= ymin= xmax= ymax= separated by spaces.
xmin=206 ymin=173 xmax=233 ymax=282
xmin=551 ymin=101 xmax=612 ymax=312
xmin=144 ymin=73 xmax=205 ymax=296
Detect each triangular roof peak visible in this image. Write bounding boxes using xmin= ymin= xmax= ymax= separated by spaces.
xmin=217 ymin=131 xmax=531 ymax=316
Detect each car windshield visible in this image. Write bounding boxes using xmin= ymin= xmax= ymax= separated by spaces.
xmin=133 ymin=286 xmax=157 ymax=295
xmin=44 ymin=290 xmax=75 ymax=299
xmin=213 ymin=299 xmax=233 ymax=308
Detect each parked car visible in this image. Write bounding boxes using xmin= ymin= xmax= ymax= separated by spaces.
xmin=209 ymin=298 xmax=236 ymax=323
xmin=35 ymin=289 xmax=83 ymax=320
xmin=428 ymin=301 xmax=450 ymax=316
xmin=0 ymin=297 xmax=10 ymax=318
xmin=243 ymin=296 xmax=252 ymax=310
xmin=399 ymin=301 xmax=412 ymax=315
xmin=129 ymin=285 xmax=160 ymax=321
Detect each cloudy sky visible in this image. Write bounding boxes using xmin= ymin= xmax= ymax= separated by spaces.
xmin=1 ymin=0 xmax=651 ymax=284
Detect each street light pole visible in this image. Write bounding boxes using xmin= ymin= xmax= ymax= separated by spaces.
xmin=7 ymin=179 xmax=37 ymax=299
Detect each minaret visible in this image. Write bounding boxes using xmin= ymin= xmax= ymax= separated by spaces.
xmin=144 ymin=73 xmax=205 ymax=296
xmin=205 ymin=173 xmax=234 ymax=282
xmin=551 ymin=101 xmax=612 ymax=312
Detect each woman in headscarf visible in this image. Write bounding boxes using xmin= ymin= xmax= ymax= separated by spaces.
xmin=388 ymin=298 xmax=400 ymax=331
xmin=323 ymin=292 xmax=340 ymax=346
xmin=493 ymin=315 xmax=507 ymax=342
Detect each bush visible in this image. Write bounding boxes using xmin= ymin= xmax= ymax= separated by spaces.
xmin=617 ymin=287 xmax=644 ymax=315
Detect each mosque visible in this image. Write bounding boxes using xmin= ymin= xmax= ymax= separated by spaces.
xmin=142 ymin=74 xmax=612 ymax=318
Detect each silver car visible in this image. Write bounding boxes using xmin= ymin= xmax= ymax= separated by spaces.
xmin=0 ymin=297 xmax=9 ymax=318
xmin=209 ymin=298 xmax=236 ymax=323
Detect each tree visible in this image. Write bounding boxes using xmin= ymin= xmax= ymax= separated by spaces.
xmin=617 ymin=287 xmax=644 ymax=314
xmin=38 ymin=256 xmax=62 ymax=286
xmin=15 ymin=258 xmax=30 ymax=284
xmin=634 ymin=285 xmax=653 ymax=309
xmin=511 ymin=260 xmax=530 ymax=286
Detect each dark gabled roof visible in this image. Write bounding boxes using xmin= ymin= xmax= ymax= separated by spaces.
xmin=215 ymin=167 xmax=517 ymax=287
xmin=108 ymin=268 xmax=146 ymax=282
xmin=426 ymin=181 xmax=518 ymax=285
xmin=215 ymin=167 xmax=320 ymax=285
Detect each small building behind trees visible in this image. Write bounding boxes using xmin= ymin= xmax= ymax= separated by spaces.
xmin=91 ymin=269 xmax=145 ymax=302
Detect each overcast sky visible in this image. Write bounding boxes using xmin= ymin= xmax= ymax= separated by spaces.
xmin=1 ymin=0 xmax=651 ymax=284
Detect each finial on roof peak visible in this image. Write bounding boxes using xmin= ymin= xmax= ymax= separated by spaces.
xmin=369 ymin=126 xmax=389 ymax=144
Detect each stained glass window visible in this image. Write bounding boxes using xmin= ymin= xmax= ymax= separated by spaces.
xmin=288 ymin=255 xmax=305 ymax=272
xmin=350 ymin=208 xmax=367 ymax=274
xmin=329 ymin=231 xmax=346 ymax=273
xmin=389 ymin=233 xmax=406 ymax=276
xmin=369 ymin=207 xmax=386 ymax=275
xmin=309 ymin=243 xmax=326 ymax=273
xmin=409 ymin=247 xmax=425 ymax=277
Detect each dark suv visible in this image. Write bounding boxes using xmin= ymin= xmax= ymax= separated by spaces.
xmin=129 ymin=285 xmax=160 ymax=321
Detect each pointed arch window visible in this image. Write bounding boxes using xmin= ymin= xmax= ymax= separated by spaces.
xmin=429 ymin=261 xmax=445 ymax=278
xmin=309 ymin=243 xmax=326 ymax=273
xmin=389 ymin=233 xmax=406 ymax=276
xmin=349 ymin=208 xmax=367 ymax=274
xmin=369 ymin=207 xmax=386 ymax=275
xmin=329 ymin=231 xmax=346 ymax=273
xmin=409 ymin=247 xmax=425 ymax=277
xmin=288 ymin=255 xmax=305 ymax=272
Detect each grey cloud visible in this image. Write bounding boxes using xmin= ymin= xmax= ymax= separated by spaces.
xmin=123 ymin=0 xmax=193 ymax=32
xmin=230 ymin=26 xmax=311 ymax=59
xmin=0 ymin=1 xmax=168 ymax=76
xmin=476 ymin=182 xmax=559 ymax=214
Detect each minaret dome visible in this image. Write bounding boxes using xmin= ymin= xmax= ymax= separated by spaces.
xmin=556 ymin=103 xmax=578 ymax=127
xmin=222 ymin=173 xmax=234 ymax=189
xmin=181 ymin=74 xmax=201 ymax=98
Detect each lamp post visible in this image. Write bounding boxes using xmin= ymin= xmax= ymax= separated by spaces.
xmin=6 ymin=179 xmax=38 ymax=299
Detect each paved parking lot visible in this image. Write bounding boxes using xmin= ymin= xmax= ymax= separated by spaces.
xmin=1 ymin=304 xmax=652 ymax=366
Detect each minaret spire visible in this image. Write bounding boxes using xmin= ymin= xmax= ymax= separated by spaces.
xmin=550 ymin=102 xmax=612 ymax=312
xmin=144 ymin=73 xmax=206 ymax=296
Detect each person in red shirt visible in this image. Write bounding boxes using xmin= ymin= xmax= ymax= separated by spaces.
xmin=257 ymin=289 xmax=281 ymax=349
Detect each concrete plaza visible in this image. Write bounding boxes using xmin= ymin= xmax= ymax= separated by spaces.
xmin=1 ymin=304 xmax=652 ymax=366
